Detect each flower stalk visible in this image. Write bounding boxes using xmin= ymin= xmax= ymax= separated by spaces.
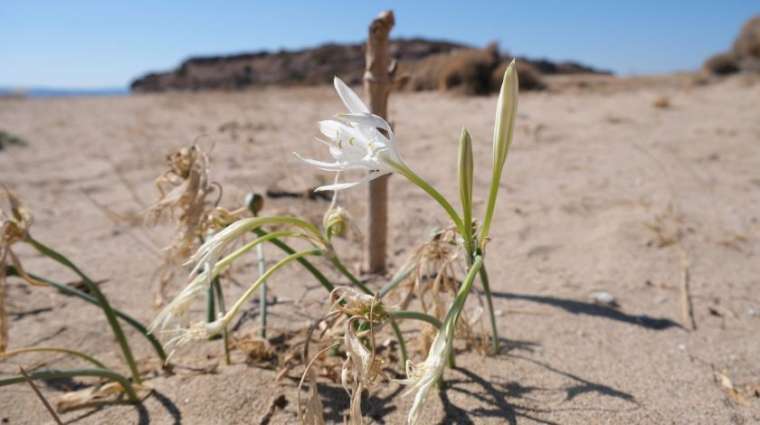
xmin=401 ymin=256 xmax=483 ymax=425
xmin=479 ymin=59 xmax=518 ymax=248
xmin=458 ymin=128 xmax=475 ymax=255
xmin=256 ymin=244 xmax=268 ymax=339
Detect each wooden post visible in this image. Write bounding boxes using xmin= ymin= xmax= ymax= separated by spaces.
xmin=364 ymin=10 xmax=395 ymax=274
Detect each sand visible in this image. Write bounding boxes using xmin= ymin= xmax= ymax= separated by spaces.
xmin=1 ymin=74 xmax=759 ymax=424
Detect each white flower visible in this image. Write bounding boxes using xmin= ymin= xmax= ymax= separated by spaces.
xmin=296 ymin=77 xmax=405 ymax=191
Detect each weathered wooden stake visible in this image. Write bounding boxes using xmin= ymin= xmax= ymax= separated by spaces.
xmin=364 ymin=10 xmax=395 ymax=273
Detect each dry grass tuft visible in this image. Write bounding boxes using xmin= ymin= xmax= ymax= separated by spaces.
xmin=0 ymin=130 xmax=28 ymax=151
xmin=436 ymin=46 xmax=500 ymax=95
xmin=232 ymin=335 xmax=275 ymax=364
xmin=1 ymin=189 xmax=37 ymax=353
xmin=388 ymin=227 xmax=487 ymax=354
xmin=398 ymin=45 xmax=545 ymax=95
xmin=653 ymin=96 xmax=671 ymax=109
xmin=493 ymin=60 xmax=546 ymax=91
xmin=703 ymin=52 xmax=740 ymax=75
xmin=145 ymin=145 xmax=246 ymax=305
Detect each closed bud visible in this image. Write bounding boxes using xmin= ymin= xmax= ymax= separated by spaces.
xmin=245 ymin=192 xmax=264 ymax=216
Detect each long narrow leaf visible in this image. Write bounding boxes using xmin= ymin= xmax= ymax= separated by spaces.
xmin=253 ymin=229 xmax=334 ymax=292
xmin=18 ymin=238 xmax=141 ymax=383
xmin=0 ymin=368 xmax=139 ymax=402
xmin=1 ymin=347 xmax=107 ymax=369
xmin=5 ymin=266 xmax=168 ymax=363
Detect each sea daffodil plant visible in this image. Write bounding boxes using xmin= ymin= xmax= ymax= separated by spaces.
xmin=151 ymin=60 xmax=519 ymax=425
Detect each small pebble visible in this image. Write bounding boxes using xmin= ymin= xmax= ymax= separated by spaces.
xmin=590 ymin=291 xmax=618 ymax=307
xmin=748 ymin=307 xmax=760 ymax=317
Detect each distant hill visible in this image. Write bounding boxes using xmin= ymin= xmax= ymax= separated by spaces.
xmin=130 ymin=38 xmax=610 ymax=94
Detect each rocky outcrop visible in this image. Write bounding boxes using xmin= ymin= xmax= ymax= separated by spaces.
xmin=704 ymin=16 xmax=760 ymax=75
xmin=130 ymin=38 xmax=609 ymax=94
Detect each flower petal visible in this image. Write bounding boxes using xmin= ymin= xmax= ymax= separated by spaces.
xmin=293 ymin=153 xmax=345 ymax=171
xmin=339 ymin=113 xmax=392 ymax=135
xmin=318 ymin=120 xmax=344 ymax=139
xmin=334 ymin=77 xmax=369 ymax=114
xmin=314 ymin=173 xmax=375 ymax=192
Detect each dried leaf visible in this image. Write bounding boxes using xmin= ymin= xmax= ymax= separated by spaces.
xmin=55 ymin=382 xmax=126 ymax=413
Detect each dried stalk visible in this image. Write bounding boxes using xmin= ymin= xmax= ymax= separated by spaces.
xmin=18 ymin=366 xmax=64 ymax=425
xmin=678 ymin=246 xmax=697 ymax=330
xmin=365 ymin=10 xmax=395 ymax=273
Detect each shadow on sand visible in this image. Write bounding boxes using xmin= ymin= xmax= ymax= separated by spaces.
xmin=438 ymin=354 xmax=639 ymax=425
xmin=491 ymin=291 xmax=681 ymax=330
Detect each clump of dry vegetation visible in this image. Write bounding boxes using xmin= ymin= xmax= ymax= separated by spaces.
xmin=0 ymin=130 xmax=27 ymax=151
xmin=399 ymin=44 xmax=544 ymax=94
xmin=493 ymin=60 xmax=545 ymax=91
xmin=653 ymin=95 xmax=671 ymax=109
xmin=704 ymin=52 xmax=740 ymax=75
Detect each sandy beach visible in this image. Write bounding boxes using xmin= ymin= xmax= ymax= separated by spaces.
xmin=1 ymin=73 xmax=759 ymax=424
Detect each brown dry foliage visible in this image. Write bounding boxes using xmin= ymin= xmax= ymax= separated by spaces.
xmin=0 ymin=189 xmax=35 ymax=353
xmin=145 ymin=145 xmax=215 ymax=305
xmin=398 ymin=45 xmax=545 ymax=95
xmin=653 ymin=96 xmax=671 ymax=109
xmin=492 ymin=60 xmax=546 ymax=91
xmin=703 ymin=52 xmax=740 ymax=75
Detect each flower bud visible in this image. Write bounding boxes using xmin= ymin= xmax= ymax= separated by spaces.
xmin=244 ymin=192 xmax=264 ymax=216
xmin=323 ymin=206 xmax=350 ymax=240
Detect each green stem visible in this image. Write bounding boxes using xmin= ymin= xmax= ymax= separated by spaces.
xmin=479 ymin=166 xmax=503 ymax=248
xmin=388 ymin=318 xmax=408 ymax=369
xmin=444 ymin=256 xmax=484 ymax=370
xmin=480 ymin=60 xmax=518 ymax=246
xmin=327 ymin=251 xmax=372 ymax=295
xmin=206 ymin=279 xmax=217 ymax=324
xmin=256 ymin=244 xmax=267 ymax=339
xmin=25 ymin=238 xmax=142 ymax=384
xmin=1 ymin=347 xmax=107 ymax=369
xmin=252 ymin=229 xmax=334 ymax=293
xmin=209 ymin=250 xmax=322 ymax=337
xmin=458 ymin=128 xmax=474 ymax=255
xmin=0 ymin=368 xmax=139 ymax=402
xmin=212 ymin=278 xmax=231 ymax=365
xmin=389 ymin=310 xmax=443 ymax=329
xmin=5 ymin=266 xmax=167 ymax=364
xmin=448 ymin=347 xmax=456 ymax=369
xmin=478 ymin=264 xmax=500 ymax=354
xmin=378 ymin=263 xmax=414 ymax=299
xmin=211 ymin=230 xmax=297 ymax=279
xmin=387 ymin=159 xmax=464 ymax=233
xmin=222 ymin=216 xmax=324 ymax=244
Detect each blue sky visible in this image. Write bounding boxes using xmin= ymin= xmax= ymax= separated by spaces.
xmin=1 ymin=1 xmax=757 ymax=88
